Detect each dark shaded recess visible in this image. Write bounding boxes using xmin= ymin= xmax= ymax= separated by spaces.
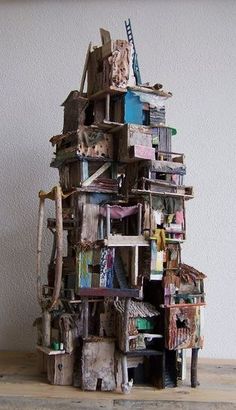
xmin=84 ymin=102 xmax=94 ymax=125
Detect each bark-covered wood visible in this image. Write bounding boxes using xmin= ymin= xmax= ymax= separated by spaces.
xmin=50 ymin=186 xmax=63 ymax=309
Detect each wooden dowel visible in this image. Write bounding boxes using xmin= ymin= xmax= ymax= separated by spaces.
xmin=105 ymin=93 xmax=110 ymax=122
xmin=83 ymin=298 xmax=89 ymax=338
xmin=50 ymin=186 xmax=63 ymax=309
xmin=149 ymin=193 xmax=152 ymax=234
xmin=191 ymin=348 xmax=199 ymax=388
xmin=121 ymin=354 xmax=129 ymax=393
xmin=106 ymin=204 xmax=111 ymax=236
xmin=138 ymin=203 xmax=142 ymax=235
xmin=36 ymin=197 xmax=45 ymax=305
xmin=124 ymin=298 xmax=130 ymax=352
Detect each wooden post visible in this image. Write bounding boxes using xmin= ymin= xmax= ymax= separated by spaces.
xmin=149 ymin=193 xmax=153 ymax=234
xmin=131 ymin=246 xmax=139 ymax=286
xmin=183 ymin=198 xmax=186 ymax=240
xmin=106 ymin=204 xmax=111 ymax=236
xmin=105 ymin=93 xmax=110 ymax=122
xmin=83 ymin=297 xmax=89 ymax=339
xmin=191 ymin=348 xmax=199 ymax=388
xmin=137 ymin=203 xmax=142 ymax=235
xmin=36 ymin=197 xmax=45 ymax=305
xmin=121 ymin=354 xmax=129 ymax=393
xmin=50 ymin=186 xmax=63 ymax=309
xmin=124 ymin=298 xmax=130 ymax=352
xmin=42 ymin=310 xmax=51 ymax=347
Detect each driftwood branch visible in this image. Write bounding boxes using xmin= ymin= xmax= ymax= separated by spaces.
xmin=36 ymin=197 xmax=45 ymax=306
xmin=50 ymin=186 xmax=63 ymax=309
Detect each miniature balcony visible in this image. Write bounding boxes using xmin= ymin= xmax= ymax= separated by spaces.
xmin=99 ymin=203 xmax=149 ymax=247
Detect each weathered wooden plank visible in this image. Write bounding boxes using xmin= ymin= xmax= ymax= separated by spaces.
xmin=81 ymin=338 xmax=116 ymax=391
xmin=80 ymin=204 xmax=99 ymax=242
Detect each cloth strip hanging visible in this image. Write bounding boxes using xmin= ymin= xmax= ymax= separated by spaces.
xmin=100 ymin=204 xmax=141 ymax=219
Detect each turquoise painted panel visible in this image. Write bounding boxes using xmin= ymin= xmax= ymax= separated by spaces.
xmin=124 ymin=91 xmax=143 ymax=125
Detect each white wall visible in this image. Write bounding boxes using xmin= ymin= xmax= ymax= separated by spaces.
xmin=0 ymin=0 xmax=235 ymax=358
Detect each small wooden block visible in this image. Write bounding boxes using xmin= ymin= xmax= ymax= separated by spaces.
xmin=129 ymin=145 xmax=155 ymax=161
xmin=47 ymin=353 xmax=74 ymax=385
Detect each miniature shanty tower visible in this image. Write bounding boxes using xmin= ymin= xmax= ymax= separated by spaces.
xmin=36 ymin=21 xmax=206 ymax=392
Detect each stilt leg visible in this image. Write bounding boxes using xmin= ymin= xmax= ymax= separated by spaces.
xmin=191 ymin=347 xmax=199 ymax=387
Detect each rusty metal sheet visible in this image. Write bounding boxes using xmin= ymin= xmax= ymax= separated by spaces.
xmin=165 ymin=305 xmax=204 ymax=350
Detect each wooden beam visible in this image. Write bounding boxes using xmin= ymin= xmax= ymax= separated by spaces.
xmin=82 ymin=162 xmax=111 ymax=187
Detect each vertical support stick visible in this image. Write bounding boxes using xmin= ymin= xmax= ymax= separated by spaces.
xmin=121 ymin=354 xmax=129 ymax=393
xmin=83 ymin=297 xmax=89 ymax=338
xmin=105 ymin=93 xmax=110 ymax=122
xmin=131 ymin=246 xmax=139 ymax=286
xmin=42 ymin=310 xmax=51 ymax=347
xmin=36 ymin=197 xmax=45 ymax=305
xmin=183 ymin=198 xmax=186 ymax=240
xmin=137 ymin=203 xmax=142 ymax=235
xmin=191 ymin=348 xmax=199 ymax=388
xmin=106 ymin=204 xmax=111 ymax=236
xmin=181 ymin=349 xmax=187 ymax=381
xmin=51 ymin=186 xmax=63 ymax=308
xmin=124 ymin=298 xmax=131 ymax=352
xmin=149 ymin=193 xmax=153 ymax=235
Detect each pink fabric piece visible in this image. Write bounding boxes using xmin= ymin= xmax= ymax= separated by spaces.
xmin=175 ymin=210 xmax=184 ymax=224
xmin=100 ymin=204 xmax=141 ymax=219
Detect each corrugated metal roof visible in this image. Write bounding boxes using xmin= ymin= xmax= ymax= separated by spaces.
xmin=114 ymin=300 xmax=159 ymax=318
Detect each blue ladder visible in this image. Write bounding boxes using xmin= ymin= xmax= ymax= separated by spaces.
xmin=125 ymin=18 xmax=142 ymax=85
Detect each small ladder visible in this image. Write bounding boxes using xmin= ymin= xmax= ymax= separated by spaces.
xmin=125 ymin=18 xmax=142 ymax=85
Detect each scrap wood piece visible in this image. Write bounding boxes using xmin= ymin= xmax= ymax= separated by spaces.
xmin=80 ymin=41 xmax=92 ymax=94
xmin=49 ymin=186 xmax=63 ymax=310
xmin=100 ymin=28 xmax=111 ymax=45
xmin=82 ymin=162 xmax=111 ymax=187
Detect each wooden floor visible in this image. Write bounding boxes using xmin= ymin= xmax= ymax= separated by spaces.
xmin=0 ymin=352 xmax=235 ymax=409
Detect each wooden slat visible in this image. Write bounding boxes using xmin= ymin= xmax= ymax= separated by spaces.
xmin=104 ymin=235 xmax=149 ymax=247
xmin=77 ymin=287 xmax=140 ymax=298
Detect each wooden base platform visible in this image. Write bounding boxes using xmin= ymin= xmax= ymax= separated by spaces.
xmin=0 ymin=352 xmax=235 ymax=409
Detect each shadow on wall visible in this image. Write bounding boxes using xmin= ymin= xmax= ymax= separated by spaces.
xmin=0 ymin=147 xmax=56 ymax=350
